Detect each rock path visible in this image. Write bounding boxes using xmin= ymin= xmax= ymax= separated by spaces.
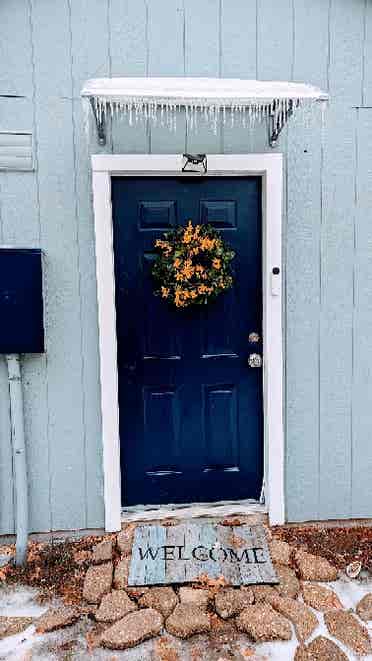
xmin=1 ymin=528 xmax=372 ymax=659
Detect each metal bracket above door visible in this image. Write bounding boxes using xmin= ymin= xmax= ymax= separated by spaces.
xmin=90 ymin=98 xmax=106 ymax=146
xmin=268 ymin=99 xmax=298 ymax=148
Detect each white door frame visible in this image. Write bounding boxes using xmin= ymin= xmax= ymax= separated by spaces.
xmin=91 ymin=154 xmax=284 ymax=531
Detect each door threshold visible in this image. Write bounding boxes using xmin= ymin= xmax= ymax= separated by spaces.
xmin=121 ymin=498 xmax=267 ymax=523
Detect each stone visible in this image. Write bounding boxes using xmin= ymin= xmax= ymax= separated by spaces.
xmin=294 ymin=646 xmax=313 ymax=661
xmin=302 ymin=583 xmax=343 ymax=612
xmin=269 ymin=539 xmax=292 ymax=566
xmin=308 ymin=636 xmax=348 ymax=660
xmin=113 ymin=557 xmax=130 ymax=590
xmin=251 ymin=585 xmax=278 ymax=603
xmin=356 ymin=593 xmax=372 ymax=621
xmin=83 ymin=562 xmax=113 ymax=603
xmin=79 ymin=604 xmax=98 ymax=618
xmin=295 ymin=550 xmax=338 ymax=582
xmin=139 ymin=586 xmax=178 ymax=619
xmin=235 ymin=604 xmax=292 ymax=642
xmin=0 ymin=616 xmax=34 ymax=640
xmin=267 ymin=594 xmax=318 ymax=641
xmin=35 ymin=607 xmax=79 ymax=633
xmin=324 ymin=609 xmax=372 ymax=656
xmin=295 ymin=636 xmax=348 ymax=661
xmin=215 ymin=587 xmax=254 ymax=619
xmin=165 ymin=603 xmax=210 ymax=639
xmin=155 ymin=637 xmax=181 ymax=661
xmin=179 ymin=587 xmax=209 ymax=609
xmin=95 ymin=589 xmax=137 ymax=623
xmin=101 ymin=608 xmax=163 ymax=650
xmin=274 ymin=564 xmax=300 ymax=599
xmin=126 ymin=586 xmax=150 ymax=599
xmin=92 ymin=539 xmax=113 ymax=564
xmin=117 ymin=524 xmax=136 ymax=557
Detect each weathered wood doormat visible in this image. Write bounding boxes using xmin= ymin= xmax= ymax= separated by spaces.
xmin=128 ymin=523 xmax=278 ymax=586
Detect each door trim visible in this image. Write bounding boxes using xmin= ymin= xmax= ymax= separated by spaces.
xmin=91 ymin=154 xmax=284 ymax=531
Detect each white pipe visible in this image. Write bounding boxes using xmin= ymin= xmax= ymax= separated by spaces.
xmin=6 ymin=354 xmax=28 ymax=566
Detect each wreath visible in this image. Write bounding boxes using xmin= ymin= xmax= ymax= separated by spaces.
xmin=152 ymin=221 xmax=235 ymax=308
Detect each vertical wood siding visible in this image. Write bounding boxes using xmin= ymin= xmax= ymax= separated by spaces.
xmin=0 ymin=0 xmax=371 ymax=532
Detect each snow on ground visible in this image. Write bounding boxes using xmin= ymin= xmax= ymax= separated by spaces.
xmin=0 ymin=624 xmax=36 ymax=660
xmin=0 ymin=585 xmax=48 ymax=660
xmin=0 ymin=585 xmax=46 ymax=618
xmin=1 ymin=578 xmax=372 ymax=660
xmin=259 ymin=577 xmax=372 ymax=661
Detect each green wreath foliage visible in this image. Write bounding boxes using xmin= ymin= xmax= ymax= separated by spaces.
xmin=152 ymin=220 xmax=235 ymax=308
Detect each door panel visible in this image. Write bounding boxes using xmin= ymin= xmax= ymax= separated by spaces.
xmin=111 ymin=176 xmax=263 ymax=505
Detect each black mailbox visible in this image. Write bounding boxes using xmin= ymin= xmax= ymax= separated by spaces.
xmin=0 ymin=248 xmax=44 ymax=353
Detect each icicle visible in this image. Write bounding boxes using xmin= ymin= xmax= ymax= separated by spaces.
xmin=172 ymin=104 xmax=177 ymax=132
xmin=242 ymin=106 xmax=247 ymax=129
xmin=82 ymin=97 xmax=91 ymax=143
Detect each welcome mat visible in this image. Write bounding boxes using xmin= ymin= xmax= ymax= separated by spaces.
xmin=128 ymin=522 xmax=278 ymax=586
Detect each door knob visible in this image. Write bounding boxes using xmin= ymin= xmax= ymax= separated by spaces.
xmin=248 ymin=353 xmax=262 ymax=368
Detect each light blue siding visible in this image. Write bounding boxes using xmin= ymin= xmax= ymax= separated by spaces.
xmin=285 ymin=0 xmax=328 ymax=521
xmin=352 ymin=109 xmax=372 ymax=516
xmin=148 ymin=0 xmax=186 ymax=154
xmin=31 ymin=0 xmax=88 ymax=530
xmin=110 ymin=0 xmax=149 ymax=153
xmin=185 ymin=0 xmax=222 ymax=154
xmin=319 ymin=0 xmax=365 ymax=519
xmin=69 ymin=0 xmax=109 ymax=528
xmin=0 ymin=0 xmax=372 ymax=533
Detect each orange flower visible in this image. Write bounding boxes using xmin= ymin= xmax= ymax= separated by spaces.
xmin=174 ymin=287 xmax=189 ymax=307
xmin=193 ymin=225 xmax=201 ymax=240
xmin=200 ymin=237 xmax=216 ymax=251
xmin=173 ymin=257 xmax=182 ymax=268
xmin=212 ymin=258 xmax=221 ymax=269
xmin=181 ymin=259 xmax=194 ymax=280
xmin=161 ymin=286 xmax=170 ymax=298
xmin=182 ymin=221 xmax=194 ymax=244
xmin=155 ymin=239 xmax=171 ymax=251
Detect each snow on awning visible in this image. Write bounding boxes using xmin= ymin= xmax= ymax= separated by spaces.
xmin=81 ymin=77 xmax=329 ymax=146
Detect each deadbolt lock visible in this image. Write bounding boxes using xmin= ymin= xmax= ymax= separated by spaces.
xmin=248 ymin=353 xmax=262 ymax=368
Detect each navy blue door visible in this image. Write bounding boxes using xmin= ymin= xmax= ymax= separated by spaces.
xmin=111 ymin=177 xmax=263 ymax=506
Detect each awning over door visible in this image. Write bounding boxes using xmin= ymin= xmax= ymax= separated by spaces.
xmin=81 ymin=77 xmax=329 ymax=147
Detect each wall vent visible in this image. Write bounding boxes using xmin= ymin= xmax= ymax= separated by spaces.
xmin=0 ymin=132 xmax=33 ymax=171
